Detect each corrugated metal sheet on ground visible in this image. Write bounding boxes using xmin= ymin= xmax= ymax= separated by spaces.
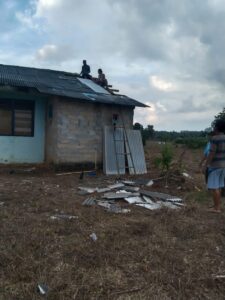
xmin=125 ymin=130 xmax=147 ymax=174
xmin=103 ymin=126 xmax=125 ymax=175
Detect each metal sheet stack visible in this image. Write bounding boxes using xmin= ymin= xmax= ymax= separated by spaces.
xmin=103 ymin=126 xmax=147 ymax=175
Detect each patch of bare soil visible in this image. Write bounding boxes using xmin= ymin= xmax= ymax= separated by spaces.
xmin=0 ymin=146 xmax=225 ymax=299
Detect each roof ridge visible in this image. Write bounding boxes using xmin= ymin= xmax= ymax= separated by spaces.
xmin=0 ymin=63 xmax=78 ymax=76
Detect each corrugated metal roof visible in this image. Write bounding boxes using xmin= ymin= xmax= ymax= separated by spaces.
xmin=0 ymin=64 xmax=147 ymax=107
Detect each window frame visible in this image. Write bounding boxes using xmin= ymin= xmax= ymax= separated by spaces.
xmin=0 ymin=99 xmax=35 ymax=137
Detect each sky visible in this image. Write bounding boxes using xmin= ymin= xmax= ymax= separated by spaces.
xmin=1 ymin=0 xmax=225 ymax=131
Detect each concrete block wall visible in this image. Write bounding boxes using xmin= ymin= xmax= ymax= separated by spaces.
xmin=45 ymin=97 xmax=134 ymax=164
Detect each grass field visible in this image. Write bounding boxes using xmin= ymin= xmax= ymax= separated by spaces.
xmin=1 ymin=145 xmax=225 ymax=299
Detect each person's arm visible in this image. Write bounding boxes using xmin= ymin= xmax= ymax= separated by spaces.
xmin=202 ymin=141 xmax=216 ymax=172
xmin=199 ymin=155 xmax=207 ymax=168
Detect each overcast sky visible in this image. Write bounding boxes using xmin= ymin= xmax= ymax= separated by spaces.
xmin=1 ymin=0 xmax=225 ymax=131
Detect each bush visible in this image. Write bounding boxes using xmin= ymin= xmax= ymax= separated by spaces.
xmin=154 ymin=143 xmax=173 ymax=171
xmin=174 ymin=137 xmax=207 ymax=149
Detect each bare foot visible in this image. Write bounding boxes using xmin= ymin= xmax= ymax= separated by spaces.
xmin=207 ymin=207 xmax=221 ymax=213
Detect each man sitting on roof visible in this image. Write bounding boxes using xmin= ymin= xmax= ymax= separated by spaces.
xmin=94 ymin=68 xmax=108 ymax=88
xmin=80 ymin=60 xmax=91 ymax=79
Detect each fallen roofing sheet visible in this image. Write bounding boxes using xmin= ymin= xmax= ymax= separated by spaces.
xmin=82 ymin=197 xmax=96 ymax=206
xmin=140 ymin=190 xmax=182 ymax=202
xmin=125 ymin=130 xmax=147 ymax=175
xmin=102 ymin=192 xmax=135 ymax=199
xmin=103 ymin=127 xmax=125 ymax=175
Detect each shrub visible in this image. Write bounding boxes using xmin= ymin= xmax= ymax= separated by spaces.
xmin=154 ymin=143 xmax=173 ymax=171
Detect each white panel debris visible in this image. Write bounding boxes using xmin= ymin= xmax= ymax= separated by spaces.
xmin=78 ymin=187 xmax=96 ymax=193
xmin=102 ymin=192 xmax=134 ymax=199
xmin=124 ymin=196 xmax=143 ymax=204
xmin=50 ymin=214 xmax=78 ymax=220
xmin=136 ymin=203 xmax=162 ymax=210
xmin=108 ymin=183 xmax=125 ymax=189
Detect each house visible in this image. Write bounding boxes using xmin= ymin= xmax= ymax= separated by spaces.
xmin=0 ymin=64 xmax=146 ymax=167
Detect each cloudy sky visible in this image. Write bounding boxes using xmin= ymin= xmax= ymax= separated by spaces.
xmin=1 ymin=0 xmax=225 ymax=130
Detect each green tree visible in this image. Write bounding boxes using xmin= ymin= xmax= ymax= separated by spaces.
xmin=133 ymin=122 xmax=144 ymax=131
xmin=212 ymin=107 xmax=225 ymax=127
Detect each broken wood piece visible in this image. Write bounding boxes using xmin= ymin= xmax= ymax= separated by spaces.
xmin=56 ymin=170 xmax=96 ymax=176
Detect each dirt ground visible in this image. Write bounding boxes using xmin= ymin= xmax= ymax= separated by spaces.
xmin=1 ymin=143 xmax=225 ymax=299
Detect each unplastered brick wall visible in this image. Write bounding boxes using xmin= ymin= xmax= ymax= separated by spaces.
xmin=45 ymin=97 xmax=134 ymax=164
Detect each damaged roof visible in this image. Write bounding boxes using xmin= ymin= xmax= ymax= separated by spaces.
xmin=0 ymin=64 xmax=147 ymax=107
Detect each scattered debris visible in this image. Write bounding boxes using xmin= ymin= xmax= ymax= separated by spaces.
xmin=50 ymin=214 xmax=78 ymax=220
xmin=102 ymin=192 xmax=134 ymax=199
xmin=90 ymin=232 xmax=98 ymax=241
xmin=96 ymin=187 xmax=111 ymax=193
xmin=98 ymin=201 xmax=130 ymax=214
xmin=108 ymin=183 xmax=125 ymax=189
xmin=212 ymin=274 xmax=225 ymax=279
xmin=108 ymin=204 xmax=131 ymax=214
xmin=140 ymin=190 xmax=182 ymax=202
xmin=0 ymin=201 xmax=4 ymax=206
xmin=124 ymin=196 xmax=143 ymax=204
xmin=78 ymin=187 xmax=96 ymax=194
xmin=182 ymin=172 xmax=193 ymax=179
xmin=135 ymin=178 xmax=154 ymax=186
xmin=122 ymin=180 xmax=135 ymax=186
xmin=123 ymin=186 xmax=140 ymax=192
xmin=97 ymin=201 xmax=112 ymax=209
xmin=56 ymin=170 xmax=96 ymax=176
xmin=37 ymin=284 xmax=48 ymax=295
xmin=142 ymin=196 xmax=155 ymax=204
xmin=136 ymin=203 xmax=162 ymax=210
xmin=82 ymin=197 xmax=96 ymax=206
xmin=162 ymin=202 xmax=180 ymax=209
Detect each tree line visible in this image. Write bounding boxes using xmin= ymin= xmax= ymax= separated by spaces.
xmin=133 ymin=107 xmax=225 ymax=148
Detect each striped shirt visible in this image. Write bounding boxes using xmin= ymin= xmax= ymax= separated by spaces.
xmin=209 ymin=134 xmax=225 ymax=168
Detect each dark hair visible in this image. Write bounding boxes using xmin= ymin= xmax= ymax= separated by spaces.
xmin=83 ymin=60 xmax=86 ymax=64
xmin=98 ymin=68 xmax=102 ymax=73
xmin=214 ymin=119 xmax=225 ymax=133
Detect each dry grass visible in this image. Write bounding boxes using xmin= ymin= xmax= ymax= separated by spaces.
xmin=1 ymin=147 xmax=225 ymax=299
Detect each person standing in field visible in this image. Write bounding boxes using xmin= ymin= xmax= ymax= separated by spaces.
xmin=202 ymin=119 xmax=225 ymax=213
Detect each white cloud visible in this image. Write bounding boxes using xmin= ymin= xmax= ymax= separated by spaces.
xmin=150 ymin=76 xmax=175 ymax=91
xmin=35 ymin=44 xmax=75 ymax=63
xmin=1 ymin=0 xmax=225 ymax=130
